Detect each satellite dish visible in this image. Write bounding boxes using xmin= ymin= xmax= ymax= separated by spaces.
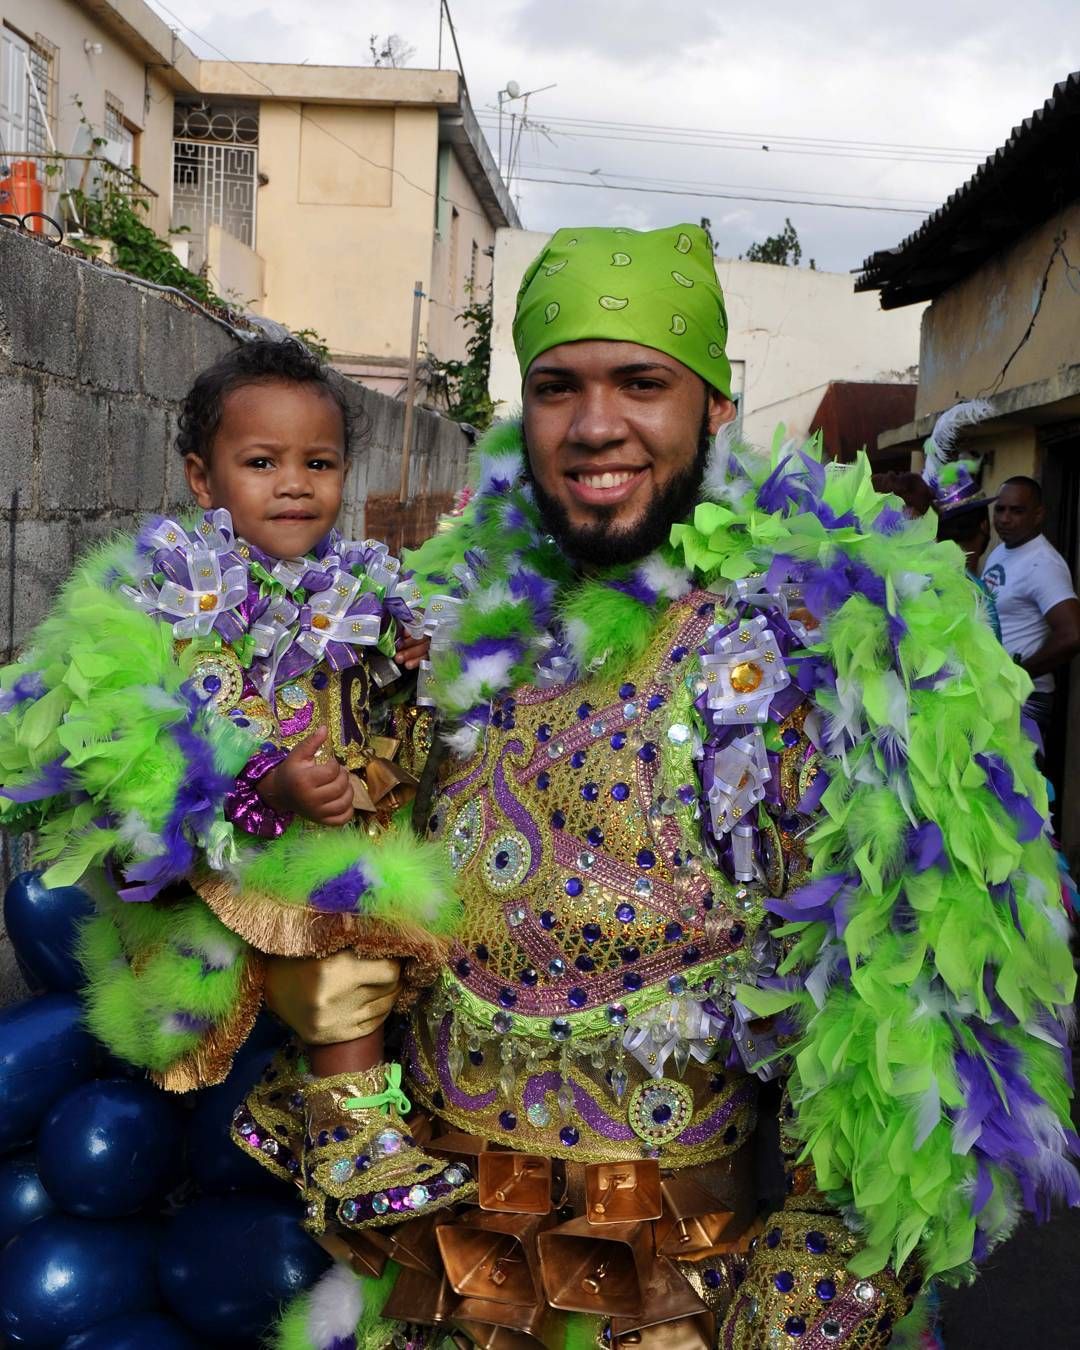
xmin=505 ymin=80 xmax=521 ymax=99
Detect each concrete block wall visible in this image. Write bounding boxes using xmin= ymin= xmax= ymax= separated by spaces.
xmin=0 ymin=226 xmax=470 ymax=1005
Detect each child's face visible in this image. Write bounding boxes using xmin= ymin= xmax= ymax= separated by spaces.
xmin=184 ymin=379 xmax=347 ymax=558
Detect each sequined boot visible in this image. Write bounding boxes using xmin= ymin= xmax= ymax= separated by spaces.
xmin=297 ymin=1061 xmax=476 ymax=1233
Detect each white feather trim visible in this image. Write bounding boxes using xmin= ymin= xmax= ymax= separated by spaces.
xmin=563 ymin=617 xmax=590 ymax=666
xmin=305 ymin=1263 xmax=364 ymax=1348
xmin=474 ymin=582 xmax=513 ymax=613
xmin=701 ymin=423 xmax=744 ymax=504
xmin=445 ymin=652 xmax=516 ymax=708
xmin=640 ymin=553 xmax=692 ymax=600
xmin=476 ymin=451 xmax=524 ymax=496
xmin=444 ymin=723 xmax=483 ymax=757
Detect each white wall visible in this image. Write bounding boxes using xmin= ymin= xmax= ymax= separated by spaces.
xmin=490 ymin=228 xmax=924 ymax=444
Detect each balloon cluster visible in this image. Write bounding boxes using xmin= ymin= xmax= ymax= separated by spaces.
xmin=0 ymin=872 xmax=331 ymax=1348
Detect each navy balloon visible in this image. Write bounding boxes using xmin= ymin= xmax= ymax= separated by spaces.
xmin=0 ymin=1152 xmax=56 ymax=1245
xmin=186 ymin=1042 xmax=289 ymax=1195
xmin=159 ymin=1195 xmax=331 ymax=1342
xmin=0 ymin=1214 xmax=158 ymax=1346
xmin=3 ymin=871 xmax=95 ymax=993
xmin=0 ymin=992 xmax=97 ymax=1153
xmin=38 ymin=1078 xmax=182 ymax=1218
xmin=62 ymin=1311 xmax=202 ymax=1349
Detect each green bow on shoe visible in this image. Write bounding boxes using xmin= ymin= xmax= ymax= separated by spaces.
xmin=343 ymin=1062 xmax=411 ymax=1118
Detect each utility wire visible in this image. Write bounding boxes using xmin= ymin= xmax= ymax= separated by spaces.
xmin=514 ymin=175 xmax=932 ymax=215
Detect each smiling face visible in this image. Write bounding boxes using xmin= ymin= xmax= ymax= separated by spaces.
xmin=522 ymin=340 xmax=735 ymax=566
xmin=184 ymin=378 xmax=347 ymax=558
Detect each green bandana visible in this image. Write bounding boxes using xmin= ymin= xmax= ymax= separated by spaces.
xmin=513 ymin=223 xmax=732 ymax=399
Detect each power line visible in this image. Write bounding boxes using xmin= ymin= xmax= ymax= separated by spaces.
xmin=512 ymin=175 xmax=933 ymax=215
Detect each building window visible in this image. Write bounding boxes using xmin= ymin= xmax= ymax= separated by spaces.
xmin=172 ymin=101 xmax=259 ymax=272
xmin=0 ymin=23 xmax=55 ymax=157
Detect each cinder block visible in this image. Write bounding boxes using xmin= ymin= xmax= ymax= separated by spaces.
xmin=0 ymin=230 xmax=78 ymax=376
xmin=109 ymin=400 xmax=167 ymax=512
xmin=39 ymin=384 xmax=109 ymax=513
xmin=76 ymin=266 xmax=142 ymax=394
xmin=143 ymin=293 xmax=197 ymax=400
xmin=1 ymin=518 xmax=73 ymax=652
xmin=193 ymin=318 xmax=239 ymax=380
xmin=164 ymin=408 xmax=192 ymax=513
xmin=0 ymin=376 xmax=34 ymax=504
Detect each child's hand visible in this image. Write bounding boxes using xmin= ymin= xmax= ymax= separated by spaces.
xmin=395 ymin=632 xmax=431 ymax=671
xmin=257 ymin=727 xmax=354 ymax=826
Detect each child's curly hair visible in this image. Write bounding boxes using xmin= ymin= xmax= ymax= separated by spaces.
xmin=176 ymin=337 xmax=355 ymax=461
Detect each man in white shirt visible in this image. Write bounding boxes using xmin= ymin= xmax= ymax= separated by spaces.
xmin=981 ymin=475 xmax=1080 ymax=736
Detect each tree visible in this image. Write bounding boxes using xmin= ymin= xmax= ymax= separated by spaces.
xmin=368 ymin=34 xmax=416 ymax=67
xmin=741 ymin=218 xmax=816 ymax=269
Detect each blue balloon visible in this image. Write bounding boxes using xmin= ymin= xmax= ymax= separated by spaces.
xmin=62 ymin=1312 xmax=202 ymax=1349
xmin=37 ymin=1078 xmax=182 ymax=1218
xmin=0 ymin=993 xmax=97 ymax=1153
xmin=0 ymin=1152 xmax=56 ymax=1245
xmin=186 ymin=1042 xmax=290 ymax=1195
xmin=0 ymin=1214 xmax=158 ymax=1346
xmin=3 ymin=871 xmax=95 ymax=994
xmin=158 ymin=1195 xmax=331 ymax=1342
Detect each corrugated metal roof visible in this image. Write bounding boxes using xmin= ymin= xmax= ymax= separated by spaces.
xmin=856 ymin=70 xmax=1080 ymax=308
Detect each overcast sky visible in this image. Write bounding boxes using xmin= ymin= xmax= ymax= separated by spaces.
xmin=146 ymin=0 xmax=1080 ymax=273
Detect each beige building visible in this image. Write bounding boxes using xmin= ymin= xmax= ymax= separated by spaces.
xmin=857 ymin=69 xmax=1080 ymax=861
xmin=1 ymin=0 xmax=517 ymax=390
xmin=489 ymin=226 xmax=924 ymax=445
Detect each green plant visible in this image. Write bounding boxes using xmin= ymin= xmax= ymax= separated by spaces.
xmin=741 ymin=217 xmax=816 ymax=269
xmin=428 ymin=287 xmax=498 ymax=430
xmin=291 ymin=327 xmax=332 ymax=361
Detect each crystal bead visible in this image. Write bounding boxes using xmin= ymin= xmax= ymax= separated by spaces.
xmin=668 ymin=975 xmax=687 ymax=995
xmin=444 ymin=1165 xmax=466 ymax=1186
xmin=448 ymin=1046 xmax=465 ymax=1076
xmin=550 ymin=1018 xmax=572 ymax=1041
xmin=408 ymin=1185 xmax=430 ymax=1208
xmin=667 ymin=723 xmax=691 ymax=744
xmin=330 ymin=1158 xmax=354 ymax=1184
xmin=821 ymin=1323 xmax=841 ymax=1342
xmin=633 ymin=877 xmax=652 ymax=896
xmin=673 ymin=1039 xmax=692 ymax=1078
xmin=623 ymin=702 xmax=639 ymax=720
xmin=374 ymin=1129 xmax=404 ymax=1157
xmin=606 ymin=1003 xmax=628 ymax=1026
xmin=854 ymin=1281 xmax=876 ymax=1304
xmin=508 ymin=906 xmax=526 ymax=927
xmin=340 ymin=1199 xmax=359 ymax=1222
xmin=526 ymin=1101 xmax=551 ymax=1127
xmin=547 ymin=742 xmax=563 ymax=759
xmin=499 ymin=1066 xmax=516 ymax=1098
xmin=493 ymin=1011 xmax=513 ymax=1034
xmin=577 ymin=850 xmax=596 ymax=870
xmin=548 ymin=957 xmax=566 ymax=978
xmin=371 ymin=1194 xmax=390 ymax=1215
xmin=590 ymin=720 xmax=606 ymax=737
xmin=611 ymin=1067 xmax=629 ymax=1101
xmin=557 ymin=1080 xmax=574 ymax=1115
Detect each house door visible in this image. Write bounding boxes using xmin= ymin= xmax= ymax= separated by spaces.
xmin=1040 ymin=422 xmax=1080 ymax=864
xmin=0 ymin=25 xmax=30 ymax=161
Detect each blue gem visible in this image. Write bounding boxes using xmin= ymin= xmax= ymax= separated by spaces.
xmin=619 ymin=682 xmax=636 ymax=699
xmin=615 ymin=903 xmax=635 ymax=923
xmin=312 ymin=671 xmax=328 ymax=690
xmin=233 ymin=716 xmax=250 ymax=728
xmin=537 ymin=724 xmax=552 ymax=741
xmin=475 ymin=944 xmax=489 ymax=962
xmin=469 ymin=1049 xmax=484 ymax=1066
xmin=711 ymin=1073 xmax=727 ymax=1093
xmin=570 ymin=750 xmax=587 ymax=769
xmin=651 ymin=1104 xmax=672 ymax=1123
xmin=317 ymin=1131 xmax=330 ymax=1147
xmin=670 ymin=645 xmax=688 ymax=663
xmin=568 ymin=987 xmax=587 ymax=1009
xmin=575 ymin=953 xmax=596 ymax=972
xmin=665 ymin=922 xmax=683 ymax=942
xmin=682 ymin=946 xmax=701 ymax=964
xmin=668 ymin=975 xmax=687 ymax=995
xmin=550 ymin=1018 xmax=572 ymax=1041
xmin=637 ymin=743 xmax=656 ymax=762
xmin=537 ymin=771 xmax=551 ymax=790
xmin=355 ymin=1154 xmax=370 ymax=1171
xmin=730 ymin=923 xmax=745 ymax=945
xmin=806 ymin=1230 xmax=828 ymax=1255
xmin=456 ymin=958 xmax=471 ymax=977
xmin=611 ymin=783 xmax=630 ymax=802
xmin=582 ymin=783 xmax=599 ymax=801
xmin=774 ymin=1271 xmax=795 ymax=1293
xmin=647 ymin=693 xmax=665 ymax=710
xmin=610 ymin=731 xmax=626 ymax=750
xmin=577 ymin=703 xmax=593 ymax=720
xmin=521 ymin=967 xmax=539 ymax=986
xmin=816 ymin=1278 xmax=836 ymax=1301
xmin=494 ymin=851 xmax=510 ymax=870
xmin=620 ymin=945 xmax=640 ymax=963
xmin=491 ymin=710 xmax=504 ymax=728
xmin=551 ymin=810 xmax=566 ymax=829
xmin=784 ymin=1316 xmax=806 ymax=1338
xmin=499 ymin=1110 xmax=517 ymax=1131
xmin=697 ymin=602 xmax=715 ymax=617
xmin=587 ymin=827 xmax=604 ymax=846
xmin=582 ymin=923 xmax=602 ymax=944
xmin=559 ymin=1126 xmax=580 ymax=1146
xmin=333 ymin=1125 xmax=349 ymax=1142
xmin=540 ymin=911 xmax=557 ymax=930
xmin=782 ymin=728 xmax=800 ymax=747
xmin=565 ymin=878 xmax=583 ymax=897
xmin=202 ymin=674 xmax=222 ymax=693
xmin=779 ymin=813 xmax=800 ymax=832
xmin=636 ymin=849 xmax=656 ymax=869
xmin=703 ymin=1268 xmax=722 ymax=1290
xmin=623 ymin=971 xmax=642 ymax=992
xmin=548 ymin=957 xmax=566 ymax=977
xmin=498 ymin=988 xmax=517 ymax=1008
xmin=677 ymin=785 xmax=697 ymax=806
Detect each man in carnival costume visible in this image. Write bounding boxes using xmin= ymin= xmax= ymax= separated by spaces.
xmin=250 ymin=224 xmax=1077 ymax=1350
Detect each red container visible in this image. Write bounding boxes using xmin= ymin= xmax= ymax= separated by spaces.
xmin=0 ymin=160 xmax=45 ymax=230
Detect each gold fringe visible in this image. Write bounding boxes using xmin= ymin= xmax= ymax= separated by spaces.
xmin=152 ymin=949 xmax=266 ymax=1092
xmin=191 ymin=872 xmax=447 ymax=1011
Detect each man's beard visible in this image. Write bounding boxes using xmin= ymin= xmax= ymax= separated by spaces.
xmin=523 ymin=413 xmax=712 ymax=569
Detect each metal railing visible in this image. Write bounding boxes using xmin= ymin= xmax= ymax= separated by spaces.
xmin=0 ymin=152 xmax=157 ymax=228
